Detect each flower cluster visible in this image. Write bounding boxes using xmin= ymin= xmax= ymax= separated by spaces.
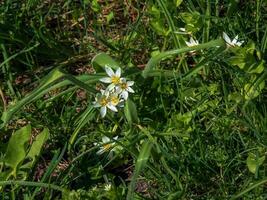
xmin=184 ymin=32 xmax=244 ymax=49
xmin=93 ymin=66 xmax=134 ymax=118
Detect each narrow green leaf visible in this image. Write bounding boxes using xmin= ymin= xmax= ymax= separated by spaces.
xmin=230 ymin=178 xmax=267 ymax=200
xmin=142 ymin=39 xmax=225 ymax=78
xmin=175 ymin=0 xmax=183 ymax=7
xmin=69 ymin=106 xmax=95 ymax=146
xmin=127 ymin=140 xmax=153 ymax=200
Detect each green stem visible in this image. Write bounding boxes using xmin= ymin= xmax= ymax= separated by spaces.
xmin=142 ymin=39 xmax=226 ymax=78
xmin=0 ymin=181 xmax=64 ymax=192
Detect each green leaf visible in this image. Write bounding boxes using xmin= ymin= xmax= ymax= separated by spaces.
xmin=243 ymin=80 xmax=265 ymax=100
xmin=230 ymin=178 xmax=267 ymax=200
xmin=124 ymin=99 xmax=139 ymax=125
xmin=142 ymin=39 xmax=225 ymax=78
xmin=69 ymin=106 xmax=95 ymax=146
xmin=175 ymin=0 xmax=183 ymax=7
xmin=22 ymin=128 xmax=50 ymax=169
xmin=127 ymin=140 xmax=153 ymax=200
xmin=246 ymin=153 xmax=265 ymax=174
xmin=1 ymin=68 xmax=65 ymax=127
xmin=91 ymin=0 xmax=101 ymax=12
xmin=91 ymin=53 xmax=120 ymax=71
xmin=106 ymin=12 xmax=114 ymax=23
xmin=1 ymin=69 xmax=99 ymax=128
xmin=3 ymin=125 xmax=31 ymax=178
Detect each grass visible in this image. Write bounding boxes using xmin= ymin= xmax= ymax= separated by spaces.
xmin=1 ymin=0 xmax=267 ymax=199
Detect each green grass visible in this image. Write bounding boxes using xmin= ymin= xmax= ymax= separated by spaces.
xmin=1 ymin=0 xmax=267 ymax=199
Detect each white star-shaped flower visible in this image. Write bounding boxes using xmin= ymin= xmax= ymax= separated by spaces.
xmin=100 ymin=66 xmax=122 ymax=90
xmin=185 ymin=37 xmax=199 ymax=47
xmin=223 ymin=32 xmax=244 ymax=47
xmin=116 ymin=78 xmax=134 ymax=100
xmin=94 ymin=136 xmax=118 ymax=155
xmin=93 ymin=89 xmax=118 ymax=118
xmin=109 ymin=90 xmax=124 ymax=107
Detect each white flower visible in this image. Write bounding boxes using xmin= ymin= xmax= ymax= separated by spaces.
xmin=223 ymin=32 xmax=244 ymax=47
xmin=174 ymin=28 xmax=189 ymax=35
xmin=104 ymin=183 xmax=112 ymax=191
xmin=93 ymin=89 xmax=118 ymax=118
xmin=109 ymin=91 xmax=124 ymax=107
xmin=185 ymin=37 xmax=199 ymax=47
xmin=94 ymin=136 xmax=118 ymax=155
xmin=116 ymin=78 xmax=134 ymax=100
xmin=100 ymin=66 xmax=122 ymax=90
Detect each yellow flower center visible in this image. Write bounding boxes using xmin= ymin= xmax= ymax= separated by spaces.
xmin=100 ymin=97 xmax=108 ymax=106
xmin=120 ymin=82 xmax=127 ymax=90
xmin=103 ymin=143 xmax=112 ymax=151
xmin=110 ymin=96 xmax=120 ymax=105
xmin=111 ymin=76 xmax=120 ymax=84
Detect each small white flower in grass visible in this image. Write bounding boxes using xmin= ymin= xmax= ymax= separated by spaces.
xmin=175 ymin=28 xmax=189 ymax=35
xmin=223 ymin=32 xmax=244 ymax=47
xmin=100 ymin=66 xmax=122 ymax=90
xmin=185 ymin=37 xmax=199 ymax=47
xmin=109 ymin=91 xmax=124 ymax=107
xmin=116 ymin=78 xmax=134 ymax=100
xmin=94 ymin=136 xmax=118 ymax=155
xmin=93 ymin=89 xmax=118 ymax=118
xmin=104 ymin=183 xmax=112 ymax=191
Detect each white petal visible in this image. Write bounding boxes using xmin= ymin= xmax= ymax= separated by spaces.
xmin=105 ymin=66 xmax=114 ymax=77
xmin=97 ymin=148 xmax=105 ymax=155
xmin=185 ymin=41 xmax=191 ymax=47
xmin=223 ymin=32 xmax=231 ymax=44
xmin=236 ymin=41 xmax=244 ymax=46
xmin=100 ymin=77 xmax=112 ymax=83
xmin=115 ymin=87 xmax=122 ymax=94
xmin=190 ymin=37 xmax=195 ymax=44
xmin=103 ymin=90 xmax=110 ymax=97
xmin=102 ymin=136 xmax=110 ymax=143
xmin=127 ymin=87 xmax=134 ymax=93
xmin=93 ymin=102 xmax=101 ymax=108
xmin=120 ymin=91 xmax=128 ymax=100
xmin=117 ymin=101 xmax=125 ymax=107
xmin=232 ymin=35 xmax=238 ymax=44
xmin=100 ymin=106 xmax=107 ymax=118
xmin=179 ymin=28 xmax=186 ymax=32
xmin=93 ymin=142 xmax=99 ymax=146
xmin=113 ymin=136 xmax=118 ymax=140
xmin=107 ymin=104 xmax=118 ymax=112
xmin=127 ymin=81 xmax=134 ymax=86
xmin=115 ymin=68 xmax=121 ymax=77
xmin=107 ymin=83 xmax=116 ymax=91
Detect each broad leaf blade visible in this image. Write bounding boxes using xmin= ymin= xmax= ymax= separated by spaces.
xmin=124 ymin=99 xmax=139 ymax=125
xmin=3 ymin=125 xmax=32 ymax=177
xmin=22 ymin=128 xmax=50 ymax=169
xmin=91 ymin=52 xmax=120 ymax=70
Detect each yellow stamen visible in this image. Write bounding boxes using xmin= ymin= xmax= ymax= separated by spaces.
xmin=120 ymin=82 xmax=127 ymax=90
xmin=110 ymin=96 xmax=119 ymax=105
xmin=111 ymin=76 xmax=120 ymax=84
xmin=100 ymin=97 xmax=108 ymax=106
xmin=103 ymin=143 xmax=112 ymax=151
